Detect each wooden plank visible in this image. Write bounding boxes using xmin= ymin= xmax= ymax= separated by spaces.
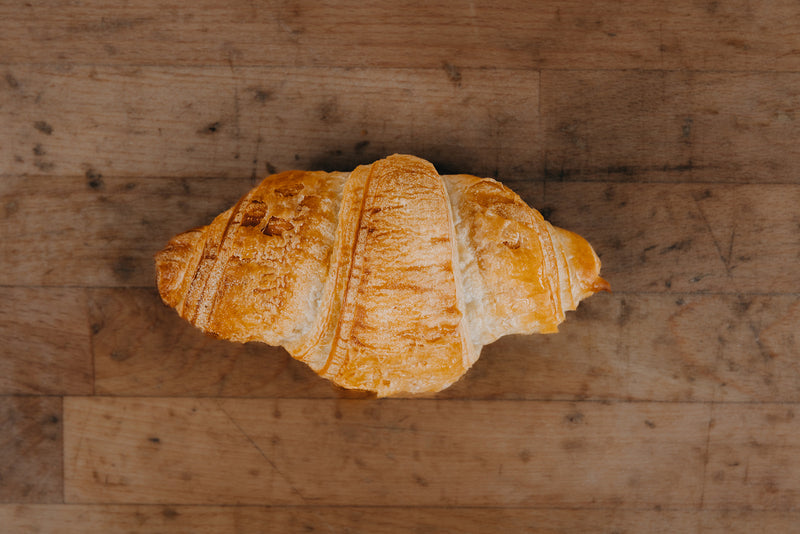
xmin=0 ymin=288 xmax=92 ymax=395
xmin=544 ymin=182 xmax=800 ymax=294
xmin=64 ymin=397 xmax=710 ymax=506
xmin=2 ymin=1 xmax=800 ymax=71
xmin=3 ymin=177 xmax=797 ymax=292
xmin=450 ymin=293 xmax=800 ymax=403
xmin=0 ymin=175 xmax=252 ymax=288
xmin=541 ymin=70 xmax=800 ymax=184
xmin=91 ymin=289 xmax=800 ymax=403
xmin=0 ymin=65 xmax=539 ymax=180
xmin=3 ymin=505 xmax=798 ymax=534
xmin=705 ymin=404 xmax=800 ymax=511
xmin=89 ymin=288 xmax=364 ymax=398
xmin=662 ymin=1 xmax=800 ymax=72
xmin=0 ymin=396 xmax=62 ymax=503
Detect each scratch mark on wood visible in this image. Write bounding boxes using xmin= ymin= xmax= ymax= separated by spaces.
xmin=251 ymin=129 xmax=262 ymax=180
xmin=698 ymin=402 xmax=715 ymax=510
xmin=214 ymin=400 xmax=309 ymax=502
xmin=232 ymin=87 xmax=241 ymax=160
xmin=692 ymin=194 xmax=734 ymax=276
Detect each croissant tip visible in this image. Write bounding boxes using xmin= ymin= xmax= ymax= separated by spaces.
xmin=593 ymin=276 xmax=612 ymax=294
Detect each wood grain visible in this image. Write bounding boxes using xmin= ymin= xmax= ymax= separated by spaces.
xmin=3 ymin=1 xmax=800 ymax=71
xmin=4 ymin=0 xmax=800 ymax=530
xmin=705 ymin=404 xmax=800 ymax=510
xmin=0 ymin=65 xmax=539 ymax=180
xmin=63 ymin=397 xmax=709 ymax=507
xmin=0 ymin=288 xmax=92 ymax=395
xmin=544 ymin=182 xmax=800 ymax=293
xmin=542 ymin=70 xmax=800 ymax=184
xmin=6 ymin=66 xmax=800 ymax=186
xmin=89 ymin=289 xmax=800 ymax=403
xmin=0 ymin=175 xmax=252 ymax=287
xmin=453 ymin=293 xmax=800 ymax=403
xmin=2 ymin=505 xmax=799 ymax=534
xmin=4 ymin=176 xmax=798 ymax=292
xmin=89 ymin=288 xmax=363 ymax=398
xmin=0 ymin=396 xmax=62 ymax=503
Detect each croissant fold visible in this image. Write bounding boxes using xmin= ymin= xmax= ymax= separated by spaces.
xmin=155 ymin=154 xmax=608 ymax=396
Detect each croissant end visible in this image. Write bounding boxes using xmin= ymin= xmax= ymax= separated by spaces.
xmin=155 ymin=154 xmax=608 ymax=396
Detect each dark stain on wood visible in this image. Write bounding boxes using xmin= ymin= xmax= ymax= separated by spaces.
xmin=618 ymin=298 xmax=632 ymax=327
xmin=251 ymin=88 xmax=274 ymax=102
xmin=34 ymin=121 xmax=53 ymax=135
xmin=564 ymin=411 xmax=585 ymax=424
xmin=34 ymin=160 xmax=55 ymax=171
xmin=413 ymin=473 xmax=430 ymax=487
xmin=5 ymin=72 xmax=20 ymax=89
xmin=199 ymin=121 xmax=221 ymax=134
xmin=161 ymin=507 xmax=179 ymax=519
xmin=561 ymin=438 xmax=586 ymax=451
xmin=112 ymin=255 xmax=137 ymax=281
xmin=110 ymin=350 xmax=131 ymax=362
xmin=4 ymin=200 xmax=19 ymax=218
xmin=317 ymin=97 xmax=341 ymax=123
xmin=442 ymin=62 xmax=462 ymax=85
xmin=86 ymin=168 xmax=104 ymax=190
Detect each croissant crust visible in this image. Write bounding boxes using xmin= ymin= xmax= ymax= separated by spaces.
xmin=155 ymin=154 xmax=608 ymax=396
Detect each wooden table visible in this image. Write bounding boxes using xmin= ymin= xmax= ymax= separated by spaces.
xmin=2 ymin=2 xmax=799 ymax=532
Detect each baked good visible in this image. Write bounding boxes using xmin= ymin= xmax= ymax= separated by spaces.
xmin=155 ymin=154 xmax=608 ymax=396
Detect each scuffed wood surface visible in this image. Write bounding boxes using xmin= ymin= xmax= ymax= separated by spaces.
xmin=5 ymin=505 xmax=800 ymax=534
xmin=3 ymin=178 xmax=798 ymax=290
xmin=541 ymin=71 xmax=800 ymax=184
xmin=87 ymin=289 xmax=800 ymax=403
xmin=64 ymin=397 xmax=710 ymax=506
xmin=1 ymin=1 xmax=799 ymax=532
xmin=0 ymin=66 xmax=540 ymax=180
xmin=0 ymin=288 xmax=92 ymax=395
xmin=3 ymin=1 xmax=800 ymax=71
xmin=0 ymin=397 xmax=63 ymax=503
xmin=5 ymin=67 xmax=800 ymax=184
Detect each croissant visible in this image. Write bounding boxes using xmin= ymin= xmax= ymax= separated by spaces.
xmin=155 ymin=154 xmax=608 ymax=396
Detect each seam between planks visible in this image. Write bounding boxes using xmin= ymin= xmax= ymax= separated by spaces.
xmin=4 ymin=174 xmax=800 ymax=186
xmin=11 ymin=395 xmax=800 ymax=405
xmin=3 ymin=63 xmax=800 ymax=75
xmin=5 ymin=502 xmax=800 ymax=512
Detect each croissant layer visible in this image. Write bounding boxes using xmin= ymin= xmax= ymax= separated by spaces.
xmin=156 ymin=154 xmax=608 ymax=396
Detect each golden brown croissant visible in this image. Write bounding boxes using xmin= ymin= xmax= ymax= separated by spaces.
xmin=155 ymin=154 xmax=608 ymax=396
